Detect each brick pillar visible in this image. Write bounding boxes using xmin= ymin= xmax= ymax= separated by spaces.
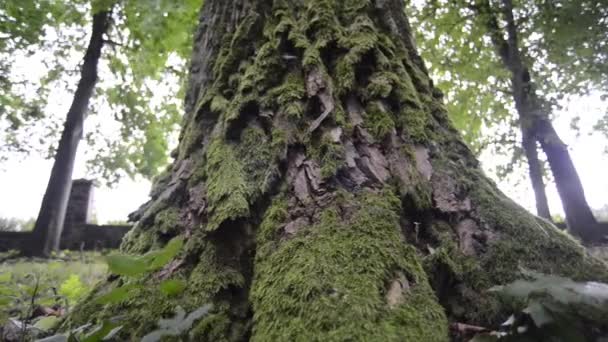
xmin=64 ymin=179 xmax=95 ymax=230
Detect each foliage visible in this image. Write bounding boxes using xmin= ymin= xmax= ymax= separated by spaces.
xmin=0 ymin=252 xmax=106 ymax=339
xmin=593 ymin=205 xmax=608 ymax=222
xmin=104 ymin=236 xmax=183 ymax=278
xmin=0 ymin=237 xmax=190 ymax=341
xmin=91 ymin=236 xmax=184 ymax=307
xmin=469 ymin=270 xmax=608 ymax=341
xmin=408 ymin=0 xmax=608 ymax=179
xmin=0 ymin=0 xmax=202 ymax=184
xmin=140 ymin=305 xmax=212 ymax=342
xmin=0 ymin=217 xmax=35 ymax=232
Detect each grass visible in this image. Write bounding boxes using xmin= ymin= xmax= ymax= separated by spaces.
xmin=0 ymin=250 xmax=107 ymax=334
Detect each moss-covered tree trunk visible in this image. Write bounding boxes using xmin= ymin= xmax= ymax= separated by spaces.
xmin=68 ymin=0 xmax=608 ymax=340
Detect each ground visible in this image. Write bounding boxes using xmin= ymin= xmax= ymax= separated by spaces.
xmin=0 ymin=251 xmax=106 ymax=340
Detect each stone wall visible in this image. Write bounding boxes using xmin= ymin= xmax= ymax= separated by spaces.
xmin=0 ymin=179 xmax=132 ymax=253
xmin=0 ymin=232 xmax=33 ymax=253
xmin=60 ymin=224 xmax=131 ymax=250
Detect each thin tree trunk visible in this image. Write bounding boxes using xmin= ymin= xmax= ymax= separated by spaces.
xmin=474 ymin=0 xmax=602 ymax=242
xmin=535 ymin=116 xmax=600 ymax=238
xmin=29 ymin=11 xmax=110 ymax=257
xmin=521 ymin=122 xmax=552 ymax=220
xmin=65 ymin=1 xmax=608 ymax=339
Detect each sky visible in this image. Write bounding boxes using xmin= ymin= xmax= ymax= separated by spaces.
xmin=0 ymin=7 xmax=606 ymax=224
xmin=0 ymin=92 xmax=606 ymax=224
xmin=482 ymin=93 xmax=608 ymax=217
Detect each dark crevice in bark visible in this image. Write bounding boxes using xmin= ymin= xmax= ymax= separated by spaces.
xmin=226 ymin=101 xmax=260 ymax=140
xmin=205 ymin=218 xmax=257 ymax=340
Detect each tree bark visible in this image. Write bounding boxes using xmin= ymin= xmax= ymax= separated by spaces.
xmin=521 ymin=126 xmax=552 ymax=220
xmin=66 ymin=0 xmax=608 ymax=339
xmin=29 ymin=10 xmax=110 ymax=257
xmin=474 ymin=0 xmax=602 ymax=242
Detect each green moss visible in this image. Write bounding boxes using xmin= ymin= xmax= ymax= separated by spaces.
xmin=472 ymin=178 xmax=608 ymax=282
xmin=121 ymin=225 xmax=158 ymax=254
xmin=255 ymin=197 xmax=289 ymax=259
xmin=189 ymin=311 xmax=233 ymax=341
xmin=236 ymin=127 xmax=277 ymax=197
xmin=364 ymin=100 xmax=395 ymax=140
xmin=205 ymin=138 xmax=250 ymax=231
xmin=397 ymin=107 xmax=429 ymax=143
xmin=210 ymin=95 xmax=230 ymax=114
xmin=421 ymin=172 xmax=608 ymax=326
xmin=308 ymin=134 xmax=346 ymax=179
xmin=67 ymin=236 xmax=249 ymax=340
xmin=213 ymin=12 xmax=261 ymax=88
xmin=195 ymin=125 xmax=284 ymax=232
xmin=366 ymin=72 xmax=394 ymax=98
xmin=251 ymin=189 xmax=448 ymax=341
xmin=335 ymin=15 xmax=378 ymax=89
xmin=177 ymin=122 xmax=204 ymax=161
xmin=190 ymin=241 xmax=245 ymax=291
xmin=154 ymin=208 xmax=180 ymax=235
xmin=267 ymin=71 xmax=306 ymax=118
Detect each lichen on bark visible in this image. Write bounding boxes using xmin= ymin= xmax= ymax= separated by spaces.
xmin=63 ymin=0 xmax=608 ymax=340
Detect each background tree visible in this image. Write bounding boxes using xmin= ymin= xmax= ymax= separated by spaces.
xmin=30 ymin=3 xmax=112 ymax=257
xmin=0 ymin=0 xmax=201 ymax=256
xmin=1 ymin=0 xmax=200 ymax=183
xmin=59 ymin=0 xmax=608 ymax=339
xmin=408 ymin=0 xmax=608 ymax=241
xmin=0 ymin=217 xmax=35 ymax=232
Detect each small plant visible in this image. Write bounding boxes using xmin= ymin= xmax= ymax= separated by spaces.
xmin=0 ymin=253 xmax=106 ymax=341
xmin=94 ymin=236 xmax=186 ymax=305
xmin=467 ymin=269 xmax=608 ymax=342
xmin=141 ymin=305 xmax=213 ymax=342
xmin=40 ymin=236 xmax=193 ymax=342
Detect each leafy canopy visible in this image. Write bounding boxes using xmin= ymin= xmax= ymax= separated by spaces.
xmin=0 ymin=0 xmax=202 ymax=184
xmin=408 ymin=0 xmax=608 ymax=178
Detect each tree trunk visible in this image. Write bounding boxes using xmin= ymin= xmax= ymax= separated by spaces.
xmin=67 ymin=0 xmax=608 ymax=339
xmin=475 ymin=0 xmax=602 ymax=242
xmin=534 ymin=116 xmax=601 ymax=239
xmin=521 ymin=126 xmax=552 ymax=220
xmin=29 ymin=11 xmax=110 ymax=257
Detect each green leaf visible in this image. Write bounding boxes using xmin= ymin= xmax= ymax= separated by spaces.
xmin=94 ymin=284 xmax=140 ymax=305
xmin=0 ymin=296 xmax=12 ymax=306
xmin=81 ymin=320 xmax=122 ymax=342
xmin=143 ymin=237 xmax=184 ymax=271
xmin=0 ymin=273 xmax=11 ymax=283
xmin=141 ymin=304 xmax=213 ymax=342
xmin=159 ymin=279 xmax=186 ymax=297
xmin=34 ymin=316 xmax=61 ymax=331
xmin=0 ymin=284 xmax=16 ymax=296
xmin=59 ymin=274 xmax=87 ymax=302
xmin=105 ymin=254 xmax=148 ymax=277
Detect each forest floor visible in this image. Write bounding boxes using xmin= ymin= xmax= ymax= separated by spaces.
xmin=0 ymin=250 xmax=107 ymax=340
